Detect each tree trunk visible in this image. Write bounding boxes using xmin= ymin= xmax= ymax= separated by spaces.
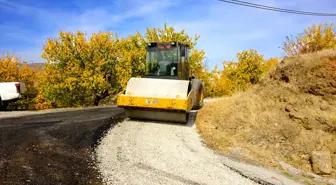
xmin=93 ymin=90 xmax=110 ymax=106
xmin=94 ymin=96 xmax=101 ymax=106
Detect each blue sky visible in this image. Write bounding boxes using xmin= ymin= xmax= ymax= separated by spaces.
xmin=0 ymin=0 xmax=335 ymax=69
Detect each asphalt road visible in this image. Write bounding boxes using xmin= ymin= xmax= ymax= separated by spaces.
xmin=0 ymin=106 xmax=124 ymax=185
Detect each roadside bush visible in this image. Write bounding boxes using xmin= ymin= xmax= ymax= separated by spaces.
xmin=228 ymin=49 xmax=265 ymax=88
xmin=283 ymin=22 xmax=336 ymax=55
xmin=205 ymin=50 xmax=279 ymax=97
xmin=32 ymin=93 xmax=53 ymax=110
xmin=200 ymin=66 xmax=234 ymax=97
xmin=262 ymin=57 xmax=279 ymax=75
xmin=0 ymin=54 xmax=41 ymax=110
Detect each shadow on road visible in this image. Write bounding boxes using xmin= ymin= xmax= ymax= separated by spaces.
xmin=125 ymin=110 xmax=198 ymax=128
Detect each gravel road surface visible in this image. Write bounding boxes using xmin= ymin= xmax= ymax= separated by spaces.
xmin=95 ymin=111 xmax=303 ymax=185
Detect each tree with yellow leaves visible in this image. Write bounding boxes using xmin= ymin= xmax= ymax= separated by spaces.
xmin=208 ymin=49 xmax=279 ymax=96
xmin=0 ymin=54 xmax=20 ymax=82
xmin=41 ymin=31 xmax=140 ymax=107
xmin=40 ymin=24 xmax=207 ymax=107
xmin=0 ymin=53 xmax=40 ymax=110
xmin=283 ymin=22 xmax=336 ymax=55
xmin=224 ymin=49 xmax=265 ymax=91
xmin=143 ymin=23 xmax=206 ymax=78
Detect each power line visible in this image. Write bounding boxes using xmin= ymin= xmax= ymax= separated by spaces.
xmin=231 ymin=0 xmax=333 ymax=15
xmin=221 ymin=0 xmax=336 ymax=16
xmin=217 ymin=0 xmax=336 ymax=16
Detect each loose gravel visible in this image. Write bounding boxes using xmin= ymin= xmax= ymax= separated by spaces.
xmin=0 ymin=111 xmax=44 ymax=118
xmin=0 ymin=105 xmax=116 ymax=119
xmin=94 ymin=111 xmax=303 ymax=185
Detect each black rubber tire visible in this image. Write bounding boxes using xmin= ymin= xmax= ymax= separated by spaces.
xmin=0 ymin=97 xmax=9 ymax=111
xmin=191 ymin=78 xmax=204 ymax=110
xmin=0 ymin=98 xmax=4 ymax=111
xmin=2 ymin=101 xmax=9 ymax=110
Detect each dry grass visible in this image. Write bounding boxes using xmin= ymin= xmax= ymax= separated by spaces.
xmin=196 ymin=49 xmax=336 ymax=179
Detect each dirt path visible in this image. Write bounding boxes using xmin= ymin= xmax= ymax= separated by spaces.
xmin=95 ymin=111 xmax=303 ymax=185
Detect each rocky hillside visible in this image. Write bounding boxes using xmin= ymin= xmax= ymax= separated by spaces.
xmin=196 ymin=49 xmax=336 ymax=184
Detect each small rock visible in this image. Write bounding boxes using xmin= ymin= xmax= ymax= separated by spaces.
xmin=227 ymin=147 xmax=250 ymax=158
xmin=332 ymin=154 xmax=336 ymax=169
xmin=285 ymin=106 xmax=292 ymax=112
xmin=304 ymin=172 xmax=323 ymax=182
xmin=329 ymin=178 xmax=336 ymax=185
xmin=289 ymin=113 xmax=312 ymax=130
xmin=289 ymin=113 xmax=304 ymax=120
xmin=278 ymin=161 xmax=302 ymax=175
xmin=285 ymin=105 xmax=298 ymax=112
xmin=291 ymin=154 xmax=300 ymax=161
xmin=320 ymin=105 xmax=329 ymax=111
xmin=300 ymin=154 xmax=310 ymax=160
xmin=311 ymin=151 xmax=332 ymax=175
xmin=315 ymin=116 xmax=328 ymax=125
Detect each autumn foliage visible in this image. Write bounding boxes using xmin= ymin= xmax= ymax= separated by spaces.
xmin=202 ymin=50 xmax=279 ymax=97
xmin=40 ymin=31 xmax=125 ymax=107
xmin=283 ymin=22 xmax=336 ymax=55
xmin=0 ymin=54 xmax=46 ymax=109
xmin=0 ymin=22 xmax=333 ymax=110
xmin=38 ymin=24 xmax=206 ymax=108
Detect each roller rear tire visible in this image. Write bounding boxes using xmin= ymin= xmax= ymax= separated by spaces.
xmin=191 ymin=79 xmax=204 ymax=110
xmin=0 ymin=98 xmax=8 ymax=111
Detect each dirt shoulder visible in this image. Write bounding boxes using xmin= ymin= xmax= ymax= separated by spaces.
xmin=0 ymin=106 xmax=124 ymax=185
xmin=196 ymin=49 xmax=336 ymax=185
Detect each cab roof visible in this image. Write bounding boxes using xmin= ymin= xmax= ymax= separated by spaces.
xmin=147 ymin=42 xmax=189 ymax=48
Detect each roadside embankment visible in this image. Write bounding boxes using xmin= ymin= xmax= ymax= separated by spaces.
xmin=196 ymin=49 xmax=336 ymax=185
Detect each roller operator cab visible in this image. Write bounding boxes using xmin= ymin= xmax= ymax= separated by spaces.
xmin=145 ymin=42 xmax=191 ymax=80
xmin=117 ymin=42 xmax=204 ymax=123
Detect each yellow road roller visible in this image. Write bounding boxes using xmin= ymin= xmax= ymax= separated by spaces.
xmin=117 ymin=42 xmax=204 ymax=123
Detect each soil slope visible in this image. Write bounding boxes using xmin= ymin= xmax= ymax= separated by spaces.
xmin=196 ymin=49 xmax=336 ymax=183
